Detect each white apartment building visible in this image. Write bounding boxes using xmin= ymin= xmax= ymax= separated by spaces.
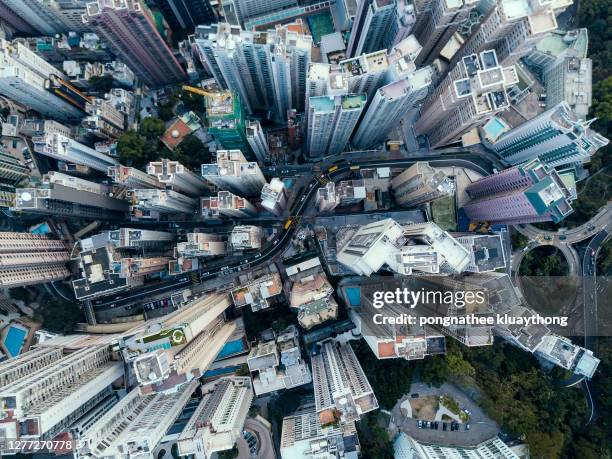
xmin=352 ymin=67 xmax=433 ymax=149
xmin=0 ymin=232 xmax=70 ymax=288
xmin=201 ymin=150 xmax=266 ymax=197
xmin=230 ymin=225 xmax=262 ymax=251
xmin=32 ymin=132 xmax=119 ymax=173
xmin=13 ymin=174 xmax=129 ymax=221
xmin=247 ymin=326 xmax=311 ymax=396
xmin=414 ymin=49 xmax=518 ymax=147
xmin=201 ymin=191 xmax=257 ymax=219
xmin=120 ymin=294 xmax=235 ymax=393
xmin=194 ymin=22 xmax=311 ymax=120
xmin=391 ymin=162 xmax=455 ymax=207
xmin=448 ymin=0 xmax=572 ymax=68
xmin=177 ymin=377 xmax=253 ymax=458
xmin=107 ymin=165 xmax=165 ymax=189
xmin=403 ymin=222 xmax=470 ymax=273
xmin=0 ymin=345 xmax=123 ymax=441
xmin=394 ymin=432 xmax=520 ymax=459
xmin=311 ymin=340 xmax=378 ymax=426
xmin=307 ymin=94 xmax=367 ymax=158
xmin=175 ymin=233 xmax=226 ymax=258
xmin=76 ymin=381 xmax=199 ymax=459
xmin=147 ymin=159 xmax=207 ymax=197
xmin=412 ymin=0 xmax=478 ymax=65
xmin=246 ymin=120 xmax=270 ymax=165
xmin=130 ymin=189 xmax=197 ymax=217
xmin=281 ymin=404 xmax=360 ymax=459
xmin=261 ymin=178 xmax=288 ymax=216
xmin=0 ymin=40 xmax=83 ymax=122
xmin=490 ymin=101 xmax=609 ymax=167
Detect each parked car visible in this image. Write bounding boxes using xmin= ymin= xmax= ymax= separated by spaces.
xmin=411 ymin=393 xmax=419 ymax=399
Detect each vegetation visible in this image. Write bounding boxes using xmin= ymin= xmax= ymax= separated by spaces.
xmin=217 ymin=447 xmax=239 ymax=459
xmin=357 ymin=412 xmax=394 ymax=459
xmin=518 ymin=246 xmax=569 ymax=276
xmin=34 ymin=300 xmax=84 ymax=334
xmin=88 ymin=75 xmax=115 ymax=93
xmin=596 ymin=240 xmax=612 ymax=275
xmin=350 ymin=339 xmax=413 ymax=410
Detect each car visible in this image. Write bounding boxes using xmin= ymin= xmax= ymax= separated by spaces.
xmin=465 ymin=424 xmax=470 ymax=431
xmin=411 ymin=393 xmax=419 ymax=399
xmin=442 ymin=423 xmax=447 ymax=431
xmin=417 ymin=420 xmax=422 ymax=428
xmin=434 ymin=422 xmax=439 ymax=429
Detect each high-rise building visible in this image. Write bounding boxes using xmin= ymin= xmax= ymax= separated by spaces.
xmin=0 ymin=146 xmax=29 ymax=208
xmin=402 ymin=222 xmax=471 ymax=273
xmin=72 ymin=230 xmax=173 ymax=300
xmin=199 ymin=90 xmax=251 ymax=153
xmin=0 ymin=0 xmax=82 ymax=35
xmin=82 ymin=97 xmax=126 ymax=139
xmin=247 ymin=326 xmax=311 ymax=395
xmin=201 ymin=191 xmax=257 ymax=218
xmin=452 ymin=233 xmax=506 ymax=272
xmin=147 ymin=159 xmax=207 ymax=197
xmin=157 ymin=0 xmax=217 ymax=31
xmin=118 ymin=293 xmax=235 ymax=392
xmin=0 ymin=344 xmax=123 ymax=441
xmin=337 ymin=219 xmax=469 ymax=275
xmin=447 ymin=0 xmax=572 ymax=69
xmin=84 ymin=0 xmax=187 ymax=87
xmin=107 ymin=165 xmax=165 ymax=190
xmin=391 ymin=162 xmax=455 ymax=207
xmin=177 ymin=377 xmax=253 ymax=458
xmin=489 ymin=102 xmax=608 ymax=167
xmin=230 ymin=225 xmax=262 ymax=250
xmin=201 ymin=150 xmax=266 ymax=197
xmin=0 ymin=232 xmax=70 ymax=288
xmin=130 ymin=189 xmax=197 ymax=219
xmin=175 ymin=233 xmax=226 ymax=258
xmin=394 ymin=432 xmax=519 ymax=459
xmin=352 ymin=68 xmax=433 ymax=148
xmin=193 ymin=23 xmax=311 ymax=121
xmin=33 ymin=132 xmax=119 ymax=174
xmin=261 ymin=178 xmax=288 ymax=216
xmin=414 ymin=49 xmax=518 ymax=147
xmin=347 ymin=0 xmax=398 ymax=57
xmin=307 ymin=94 xmax=367 ymax=158
xmin=230 ymin=0 xmax=297 ymax=24
xmin=246 ymin=120 xmax=270 ymax=165
xmin=463 ymin=159 xmax=575 ymax=224
xmin=13 ymin=173 xmax=129 ymax=220
xmin=76 ymin=381 xmax=199 ymax=459
xmin=281 ymin=403 xmax=361 ymax=459
xmin=0 ymin=40 xmax=84 ymax=122
xmin=412 ymin=0 xmax=477 ymax=66
xmin=311 ymin=340 xmax=378 ymax=426
xmin=0 ymin=2 xmax=37 ymax=35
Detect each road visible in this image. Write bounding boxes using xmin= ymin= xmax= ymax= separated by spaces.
xmin=197 ymin=155 xmax=493 ymax=282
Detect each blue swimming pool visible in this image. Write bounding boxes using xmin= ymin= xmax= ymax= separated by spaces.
xmin=4 ymin=325 xmax=27 ymax=358
xmin=484 ymin=117 xmax=506 ymax=139
xmin=215 ymin=338 xmax=247 ymax=360
xmin=345 ymin=287 xmax=362 ymax=307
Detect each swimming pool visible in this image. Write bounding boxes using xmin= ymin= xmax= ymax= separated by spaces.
xmin=4 ymin=325 xmax=27 ymax=358
xmin=345 ymin=287 xmax=362 ymax=307
xmin=483 ymin=117 xmax=507 ymax=140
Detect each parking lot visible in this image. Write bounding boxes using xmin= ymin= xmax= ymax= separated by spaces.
xmin=390 ymin=383 xmax=500 ymax=447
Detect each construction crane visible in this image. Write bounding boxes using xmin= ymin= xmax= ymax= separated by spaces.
xmin=182 ymin=85 xmax=229 ymax=98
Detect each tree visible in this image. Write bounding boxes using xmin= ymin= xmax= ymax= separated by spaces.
xmin=88 ymin=75 xmax=115 ymax=93
xmin=158 ymin=104 xmax=175 ymax=122
xmin=35 ymin=300 xmax=84 ymax=335
xmin=117 ymin=130 xmax=149 ymax=167
xmin=527 ymin=431 xmax=565 ymax=459
xmin=140 ymin=117 xmax=165 ymax=140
